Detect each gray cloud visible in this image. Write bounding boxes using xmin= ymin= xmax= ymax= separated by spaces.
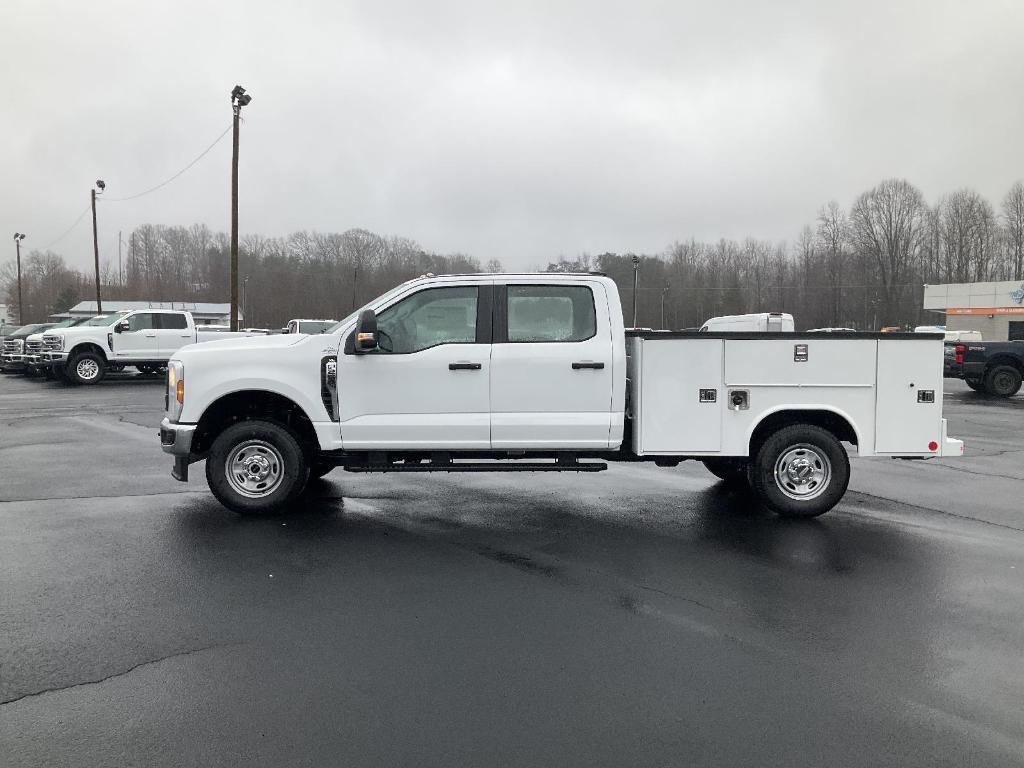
xmin=4 ymin=0 xmax=1023 ymax=272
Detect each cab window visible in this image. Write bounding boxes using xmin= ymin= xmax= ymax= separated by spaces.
xmin=126 ymin=313 xmax=158 ymax=331
xmin=506 ymin=285 xmax=596 ymax=342
xmin=158 ymin=314 xmax=188 ymax=330
xmin=376 ymin=287 xmax=478 ymax=353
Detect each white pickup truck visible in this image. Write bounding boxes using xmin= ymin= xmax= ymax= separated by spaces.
xmin=43 ymin=308 xmax=256 ymax=385
xmin=159 ymin=273 xmax=963 ymax=518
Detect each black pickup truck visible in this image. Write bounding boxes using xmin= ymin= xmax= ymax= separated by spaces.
xmin=944 ymin=341 xmax=1024 ymax=397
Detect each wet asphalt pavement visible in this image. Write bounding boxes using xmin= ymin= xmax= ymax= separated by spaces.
xmin=1 ymin=373 xmax=1022 ymax=767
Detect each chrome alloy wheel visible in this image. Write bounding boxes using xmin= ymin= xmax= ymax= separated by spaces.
xmin=773 ymin=443 xmax=832 ymax=501
xmin=226 ymin=440 xmax=285 ymax=498
xmin=76 ymin=358 xmax=100 ymax=381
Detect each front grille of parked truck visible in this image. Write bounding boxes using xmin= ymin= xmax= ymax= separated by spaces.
xmin=42 ymin=335 xmax=62 ymax=351
xmin=3 ymin=339 xmax=23 ymax=354
xmin=24 ymin=340 xmax=42 ymax=354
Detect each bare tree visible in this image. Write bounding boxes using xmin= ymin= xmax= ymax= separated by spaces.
xmin=817 ymin=201 xmax=847 ymax=325
xmin=1002 ymin=181 xmax=1024 ymax=280
xmin=849 ymin=179 xmax=927 ymax=323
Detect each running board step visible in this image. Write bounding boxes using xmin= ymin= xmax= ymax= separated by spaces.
xmin=344 ymin=461 xmax=607 ymax=473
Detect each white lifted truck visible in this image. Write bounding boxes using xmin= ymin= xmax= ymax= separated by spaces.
xmin=43 ymin=309 xmax=255 ymax=385
xmin=160 ymin=273 xmax=963 ymax=518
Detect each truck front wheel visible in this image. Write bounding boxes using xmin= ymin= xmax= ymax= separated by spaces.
xmin=984 ymin=365 xmax=1022 ymax=398
xmin=749 ymin=424 xmax=850 ymax=518
xmin=67 ymin=351 xmax=106 ymax=385
xmin=207 ymin=420 xmax=309 ymax=515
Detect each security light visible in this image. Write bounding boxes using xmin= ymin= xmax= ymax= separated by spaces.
xmin=95 ymin=180 xmax=106 ymax=191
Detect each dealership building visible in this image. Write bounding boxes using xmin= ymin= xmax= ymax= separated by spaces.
xmin=923 ymin=280 xmax=1024 ymax=341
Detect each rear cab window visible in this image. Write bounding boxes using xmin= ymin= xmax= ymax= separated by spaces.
xmin=504 ymin=285 xmax=596 ymax=343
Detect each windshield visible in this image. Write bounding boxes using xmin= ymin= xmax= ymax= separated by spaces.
xmin=13 ymin=324 xmax=50 ymax=338
xmin=298 ymin=321 xmax=335 ymax=334
xmin=326 ymin=282 xmax=418 ymax=334
xmin=47 ymin=318 xmax=87 ymax=330
xmin=82 ymin=313 xmax=129 ymax=327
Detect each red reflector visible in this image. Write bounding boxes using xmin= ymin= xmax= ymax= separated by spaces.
xmin=954 ymin=344 xmax=965 ymax=365
xmin=928 ymin=441 xmax=938 ymax=452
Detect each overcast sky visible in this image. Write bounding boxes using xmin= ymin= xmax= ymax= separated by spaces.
xmin=4 ymin=0 xmax=1024 ymax=272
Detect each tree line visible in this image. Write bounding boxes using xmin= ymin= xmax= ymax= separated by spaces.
xmin=4 ymin=177 xmax=1024 ymax=330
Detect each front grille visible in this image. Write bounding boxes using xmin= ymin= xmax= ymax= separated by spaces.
xmin=24 ymin=340 xmax=41 ymax=354
xmin=43 ymin=335 xmax=61 ymax=351
xmin=3 ymin=339 xmax=23 ymax=354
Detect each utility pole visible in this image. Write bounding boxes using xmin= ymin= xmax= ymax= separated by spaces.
xmin=230 ymin=85 xmax=252 ymax=332
xmin=661 ymin=285 xmax=670 ymax=330
xmin=13 ymin=233 xmax=25 ymax=323
xmin=118 ymin=231 xmax=123 ymax=287
xmin=631 ymin=254 xmax=640 ymax=328
xmin=91 ymin=180 xmax=105 ymax=312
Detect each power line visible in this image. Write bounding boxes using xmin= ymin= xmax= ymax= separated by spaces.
xmin=101 ymin=124 xmax=233 ymax=202
xmin=38 ymin=205 xmax=92 ymax=251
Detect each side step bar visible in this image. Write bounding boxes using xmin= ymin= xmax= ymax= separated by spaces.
xmin=344 ymin=461 xmax=607 ymax=473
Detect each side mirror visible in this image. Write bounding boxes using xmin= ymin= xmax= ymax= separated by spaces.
xmin=344 ymin=309 xmax=378 ymax=354
xmin=115 ymin=320 xmax=130 ymax=333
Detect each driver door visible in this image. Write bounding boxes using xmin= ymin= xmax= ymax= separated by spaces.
xmin=113 ymin=312 xmax=160 ymax=359
xmin=338 ymin=283 xmax=492 ymax=449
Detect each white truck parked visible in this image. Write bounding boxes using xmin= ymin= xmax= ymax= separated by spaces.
xmin=159 ymin=273 xmax=963 ymax=518
xmin=43 ymin=308 xmax=256 ymax=385
xmin=282 ymin=319 xmax=338 ymax=334
xmin=700 ymin=312 xmax=795 ymax=333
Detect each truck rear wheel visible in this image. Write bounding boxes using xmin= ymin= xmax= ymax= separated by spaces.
xmin=702 ymin=458 xmax=748 ymax=485
xmin=749 ymin=424 xmax=849 ymax=518
xmin=984 ymin=365 xmax=1022 ymax=397
xmin=206 ymin=419 xmax=309 ymax=515
xmin=67 ymin=351 xmax=106 ymax=385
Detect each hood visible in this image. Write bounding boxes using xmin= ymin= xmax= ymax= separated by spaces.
xmin=175 ymin=332 xmax=319 ymax=359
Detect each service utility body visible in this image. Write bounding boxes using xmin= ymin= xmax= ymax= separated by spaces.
xmin=159 ymin=273 xmax=964 ymax=518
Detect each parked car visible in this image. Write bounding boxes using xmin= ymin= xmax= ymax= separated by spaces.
xmin=944 ymin=340 xmax=1024 ymax=396
xmin=1 ymin=323 xmax=56 ymax=372
xmin=41 ymin=309 xmax=258 ymax=385
xmin=699 ymin=312 xmax=794 ymax=332
xmin=807 ymin=327 xmax=858 ymax=333
xmin=282 ymin=319 xmax=338 ymax=334
xmin=159 ymin=273 xmax=962 ymax=518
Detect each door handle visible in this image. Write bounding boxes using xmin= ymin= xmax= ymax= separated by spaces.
xmin=449 ymin=362 xmax=482 ymax=370
xmin=145 ymin=333 xmax=157 ymax=338
xmin=572 ymin=361 xmax=605 ymax=370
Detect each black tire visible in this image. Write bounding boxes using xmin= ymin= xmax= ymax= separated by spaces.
xmin=748 ymin=424 xmax=850 ymax=518
xmin=983 ymin=365 xmax=1022 ymax=398
xmin=206 ymin=419 xmax=309 ymax=515
xmin=66 ymin=351 xmax=106 ymax=386
xmin=964 ymin=378 xmax=983 ymax=391
xmin=702 ymin=457 xmax=748 ymax=485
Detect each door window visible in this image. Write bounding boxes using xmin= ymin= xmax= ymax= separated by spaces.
xmin=375 ymin=287 xmax=478 ymax=353
xmin=506 ymin=285 xmax=596 ymax=342
xmin=126 ymin=313 xmax=158 ymax=331
xmin=158 ymin=314 xmax=188 ymax=330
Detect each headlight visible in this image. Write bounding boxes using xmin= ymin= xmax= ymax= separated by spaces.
xmin=167 ymin=361 xmax=184 ymax=421
xmin=53 ymin=335 xmax=64 ymax=351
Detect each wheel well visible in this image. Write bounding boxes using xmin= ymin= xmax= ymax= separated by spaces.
xmin=68 ymin=343 xmax=108 ymax=361
xmin=192 ymin=390 xmax=318 ymax=458
xmin=985 ymin=356 xmax=1023 ymax=374
xmin=749 ymin=409 xmax=858 ymax=454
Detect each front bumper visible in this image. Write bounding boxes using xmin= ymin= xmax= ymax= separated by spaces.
xmin=1 ymin=354 xmax=28 ymax=371
xmin=160 ymin=417 xmax=197 ymax=482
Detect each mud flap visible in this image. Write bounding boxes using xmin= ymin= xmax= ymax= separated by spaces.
xmin=172 ymin=456 xmax=189 ymax=482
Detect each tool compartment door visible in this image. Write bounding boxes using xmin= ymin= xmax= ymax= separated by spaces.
xmin=875 ymin=339 xmax=943 ymax=453
xmin=637 ymin=338 xmax=723 ymax=453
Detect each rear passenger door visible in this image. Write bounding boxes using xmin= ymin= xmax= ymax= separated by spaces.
xmin=489 ymin=281 xmax=614 ymax=449
xmin=156 ymin=313 xmax=193 ymax=355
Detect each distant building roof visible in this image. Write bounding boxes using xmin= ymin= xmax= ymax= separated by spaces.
xmin=68 ymin=301 xmax=234 ymax=317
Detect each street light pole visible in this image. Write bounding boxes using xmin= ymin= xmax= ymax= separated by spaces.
xmin=241 ymin=275 xmax=249 ymax=328
xmin=91 ymin=180 xmax=105 ymax=312
xmin=631 ymin=254 xmax=640 ymax=328
xmin=661 ymin=285 xmax=670 ymax=329
xmin=13 ymin=233 xmax=25 ymax=323
xmin=230 ymin=85 xmax=252 ymax=332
